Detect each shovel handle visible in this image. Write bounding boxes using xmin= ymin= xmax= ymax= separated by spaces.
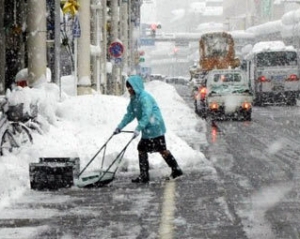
xmin=121 ymin=130 xmax=134 ymax=133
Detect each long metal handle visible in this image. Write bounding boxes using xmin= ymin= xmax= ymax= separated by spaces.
xmin=120 ymin=130 xmax=134 ymax=133
xmin=78 ymin=130 xmax=135 ymax=177
xmin=97 ymin=136 xmax=135 ymax=182
xmin=78 ymin=133 xmax=114 ymax=177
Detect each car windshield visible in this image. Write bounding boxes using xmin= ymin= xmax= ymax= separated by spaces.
xmin=212 ymin=73 xmax=242 ymax=83
xmin=256 ymin=51 xmax=297 ymax=67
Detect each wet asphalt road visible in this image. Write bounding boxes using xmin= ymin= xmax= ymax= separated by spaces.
xmin=1 ymin=84 xmax=300 ymax=239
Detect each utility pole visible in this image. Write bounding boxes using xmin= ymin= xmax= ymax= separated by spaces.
xmin=110 ymin=0 xmax=121 ymax=95
xmin=77 ymin=0 xmax=92 ymax=95
xmin=128 ymin=0 xmax=134 ymax=74
xmin=0 ymin=0 xmax=5 ymax=93
xmin=54 ymin=0 xmax=61 ymax=95
xmin=100 ymin=0 xmax=107 ymax=94
xmin=27 ymin=0 xmax=47 ymax=87
xmin=120 ymin=0 xmax=129 ymax=92
xmin=91 ymin=0 xmax=102 ymax=92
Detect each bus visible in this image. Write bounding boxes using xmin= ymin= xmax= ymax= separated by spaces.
xmin=244 ymin=41 xmax=300 ymax=106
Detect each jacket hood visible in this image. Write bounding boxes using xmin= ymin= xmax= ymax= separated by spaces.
xmin=127 ymin=75 xmax=144 ymax=95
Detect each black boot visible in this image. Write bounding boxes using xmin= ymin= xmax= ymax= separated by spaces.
xmin=163 ymin=152 xmax=183 ymax=180
xmin=132 ymin=152 xmax=149 ymax=183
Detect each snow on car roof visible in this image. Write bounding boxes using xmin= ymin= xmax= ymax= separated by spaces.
xmin=251 ymin=41 xmax=296 ymax=54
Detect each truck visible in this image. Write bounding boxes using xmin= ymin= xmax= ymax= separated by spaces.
xmin=190 ymin=31 xmax=240 ymax=80
xmin=205 ymin=69 xmax=253 ymax=121
xmin=191 ymin=31 xmax=241 ymax=117
xmin=244 ymin=41 xmax=300 ymax=106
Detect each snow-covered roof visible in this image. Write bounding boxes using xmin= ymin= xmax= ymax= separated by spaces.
xmin=281 ymin=8 xmax=300 ymax=26
xmin=251 ymin=41 xmax=296 ymax=54
xmin=245 ymin=8 xmax=300 ymax=38
xmin=246 ymin=20 xmax=282 ymax=36
xmin=196 ymin=22 xmax=224 ymax=33
xmin=230 ymin=30 xmax=255 ymax=40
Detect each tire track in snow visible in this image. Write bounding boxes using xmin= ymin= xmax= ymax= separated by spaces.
xmin=239 ymin=183 xmax=293 ymax=239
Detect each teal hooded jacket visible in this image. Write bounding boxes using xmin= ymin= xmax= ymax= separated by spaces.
xmin=117 ymin=75 xmax=166 ymax=139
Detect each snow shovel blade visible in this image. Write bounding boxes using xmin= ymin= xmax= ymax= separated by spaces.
xmin=75 ymin=170 xmax=115 ymax=188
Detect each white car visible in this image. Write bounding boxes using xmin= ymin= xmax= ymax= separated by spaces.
xmin=205 ymin=69 xmax=253 ymax=121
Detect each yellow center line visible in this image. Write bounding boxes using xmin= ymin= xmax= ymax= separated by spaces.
xmin=158 ymin=180 xmax=176 ymax=239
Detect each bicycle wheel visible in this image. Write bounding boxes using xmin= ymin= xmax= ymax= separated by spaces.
xmin=25 ymin=119 xmax=44 ymax=135
xmin=0 ymin=122 xmax=33 ymax=155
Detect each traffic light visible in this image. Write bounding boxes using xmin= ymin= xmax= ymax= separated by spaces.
xmin=173 ymin=47 xmax=178 ymax=55
xmin=150 ymin=23 xmax=157 ymax=37
xmin=149 ymin=23 xmax=162 ymax=37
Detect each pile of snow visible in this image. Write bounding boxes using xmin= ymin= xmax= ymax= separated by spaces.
xmin=0 ymin=79 xmax=212 ymax=209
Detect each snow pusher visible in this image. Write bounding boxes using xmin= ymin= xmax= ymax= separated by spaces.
xmin=75 ymin=131 xmax=135 ymax=188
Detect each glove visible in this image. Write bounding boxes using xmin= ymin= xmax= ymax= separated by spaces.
xmin=133 ymin=130 xmax=140 ymax=138
xmin=113 ymin=128 xmax=121 ymax=135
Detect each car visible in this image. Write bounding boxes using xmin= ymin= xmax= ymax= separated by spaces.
xmin=149 ymin=74 xmax=164 ymax=81
xmin=205 ymin=69 xmax=253 ymax=121
xmin=193 ymin=71 xmax=210 ymax=118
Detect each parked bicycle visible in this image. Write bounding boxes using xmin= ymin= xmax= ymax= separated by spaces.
xmin=6 ymin=99 xmax=44 ymax=135
xmin=0 ymin=98 xmax=34 ymax=155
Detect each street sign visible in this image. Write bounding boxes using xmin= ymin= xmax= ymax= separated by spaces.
xmin=109 ymin=41 xmax=124 ymax=58
xmin=72 ymin=15 xmax=81 ymax=38
xmin=140 ymin=38 xmax=155 ymax=46
xmin=113 ymin=57 xmax=122 ymax=65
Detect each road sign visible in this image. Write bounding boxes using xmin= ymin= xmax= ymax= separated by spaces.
xmin=72 ymin=15 xmax=81 ymax=38
xmin=109 ymin=41 xmax=124 ymax=58
xmin=113 ymin=57 xmax=122 ymax=65
xmin=140 ymin=38 xmax=155 ymax=46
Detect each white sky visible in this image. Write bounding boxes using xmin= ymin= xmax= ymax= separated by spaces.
xmin=0 ymin=79 xmax=212 ymax=209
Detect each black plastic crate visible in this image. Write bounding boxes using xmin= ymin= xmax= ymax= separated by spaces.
xmin=29 ymin=162 xmax=74 ymax=190
xmin=39 ymin=157 xmax=80 ymax=179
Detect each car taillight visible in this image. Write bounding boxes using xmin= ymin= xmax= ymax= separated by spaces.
xmin=200 ymin=87 xmax=206 ymax=94
xmin=257 ymin=76 xmax=270 ymax=82
xmin=286 ymin=74 xmax=299 ymax=81
xmin=242 ymin=102 xmax=252 ymax=110
xmin=199 ymin=87 xmax=207 ymax=100
xmin=16 ymin=80 xmax=27 ymax=87
xmin=209 ymin=102 xmax=219 ymax=110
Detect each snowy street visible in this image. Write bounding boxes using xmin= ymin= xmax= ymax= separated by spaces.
xmin=0 ymin=82 xmax=300 ymax=238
